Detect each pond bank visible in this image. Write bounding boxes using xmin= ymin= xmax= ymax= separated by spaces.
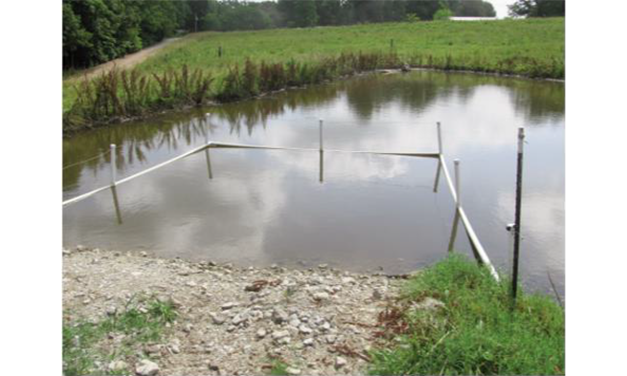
xmin=63 ymin=246 xmax=405 ymax=375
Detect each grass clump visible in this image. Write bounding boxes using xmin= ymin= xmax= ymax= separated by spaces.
xmin=369 ymin=254 xmax=564 ymax=375
xmin=63 ymin=297 xmax=177 ymax=376
xmin=267 ymin=359 xmax=290 ymax=376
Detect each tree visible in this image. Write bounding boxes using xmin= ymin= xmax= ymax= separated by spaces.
xmin=278 ymin=0 xmax=318 ymax=27
xmin=509 ymin=0 xmax=565 ymax=17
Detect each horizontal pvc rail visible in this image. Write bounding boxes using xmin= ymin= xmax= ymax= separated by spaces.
xmin=62 ymin=141 xmax=438 ymax=207
xmin=439 ymin=154 xmax=500 ymax=281
xmin=62 ymin=143 xmax=211 ymax=207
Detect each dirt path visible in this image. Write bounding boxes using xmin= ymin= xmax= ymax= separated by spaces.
xmin=67 ymin=37 xmax=181 ymax=82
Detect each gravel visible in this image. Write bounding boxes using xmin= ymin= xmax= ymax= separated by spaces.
xmin=63 ymin=247 xmax=402 ymax=375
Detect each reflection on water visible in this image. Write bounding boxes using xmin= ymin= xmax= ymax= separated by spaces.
xmin=63 ymin=70 xmax=564 ymax=297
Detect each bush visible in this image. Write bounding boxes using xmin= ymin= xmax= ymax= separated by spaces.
xmin=433 ymin=8 xmax=453 ymax=21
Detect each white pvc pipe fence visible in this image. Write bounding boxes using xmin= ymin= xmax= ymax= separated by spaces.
xmin=62 ymin=122 xmax=499 ymax=280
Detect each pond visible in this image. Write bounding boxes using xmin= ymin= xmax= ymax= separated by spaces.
xmin=63 ymin=70 xmax=564 ymax=297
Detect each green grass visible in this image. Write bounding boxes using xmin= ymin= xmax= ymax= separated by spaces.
xmin=267 ymin=360 xmax=290 ymax=376
xmin=63 ymin=18 xmax=564 ymax=131
xmin=63 ymin=297 xmax=177 ymax=376
xmin=368 ymin=254 xmax=565 ymax=375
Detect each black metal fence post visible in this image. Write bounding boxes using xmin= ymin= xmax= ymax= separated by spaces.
xmin=511 ymin=127 xmax=525 ymax=307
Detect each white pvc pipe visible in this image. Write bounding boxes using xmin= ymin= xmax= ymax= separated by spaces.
xmin=440 ymin=154 xmax=499 ymax=281
xmin=454 ymin=159 xmax=461 ymax=207
xmin=110 ymin=144 xmax=116 ymax=186
xmin=437 ymin=122 xmax=443 ymax=155
xmin=319 ymin=119 xmax=324 ymax=151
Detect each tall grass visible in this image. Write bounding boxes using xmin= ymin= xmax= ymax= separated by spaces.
xmin=64 ymin=65 xmax=213 ymax=132
xmin=64 ymin=51 xmax=404 ymax=131
xmin=368 ymin=254 xmax=565 ymax=375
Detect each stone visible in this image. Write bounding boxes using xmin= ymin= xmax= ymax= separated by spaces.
xmin=341 ymin=277 xmax=356 ymax=284
xmin=272 ymin=308 xmax=288 ymax=324
xmin=210 ymin=312 xmax=225 ymax=325
xmin=372 ymin=289 xmax=383 ymax=300
xmin=76 ymin=244 xmax=87 ymax=252
xmin=325 ymin=334 xmax=336 ymax=344
xmin=318 ymin=264 xmax=328 ymax=270
xmin=135 ymin=359 xmax=159 ymax=376
xmin=320 ymin=322 xmax=331 ymax=332
xmin=140 ymin=251 xmax=148 ymax=257
xmin=256 ymin=328 xmax=267 ymax=339
xmin=335 ymin=356 xmax=347 ymax=369
xmin=107 ymin=360 xmax=127 ymax=372
xmin=313 ymin=292 xmax=329 ymax=301
xmin=232 ymin=311 xmax=249 ymax=326
xmin=289 ymin=318 xmax=301 ymax=328
xmin=286 ymin=367 xmax=301 ymax=375
xmin=299 ymin=324 xmax=313 ymax=335
xmin=303 ymin=338 xmax=314 ymax=347
xmin=271 ymin=330 xmax=290 ymax=340
xmin=221 ymin=302 xmax=238 ymax=310
xmin=412 ymin=297 xmax=445 ymax=311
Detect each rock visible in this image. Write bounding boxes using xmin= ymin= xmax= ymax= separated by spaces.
xmin=168 ymin=339 xmax=181 ymax=354
xmin=256 ymin=328 xmax=267 ymax=339
xmin=341 ymin=277 xmax=356 ymax=284
xmin=318 ymin=264 xmax=328 ymax=270
xmin=106 ymin=306 xmax=117 ymax=316
xmin=372 ymin=289 xmax=383 ymax=300
xmin=285 ymin=367 xmax=301 ymax=375
xmin=221 ymin=302 xmax=238 ymax=310
xmin=186 ymin=281 xmax=197 ymax=287
xmin=62 ymin=249 xmax=71 ymax=256
xmin=140 ymin=251 xmax=148 ymax=257
xmin=272 ymin=308 xmax=288 ymax=324
xmin=320 ymin=322 xmax=331 ymax=332
xmin=289 ymin=318 xmax=301 ymax=328
xmin=232 ymin=311 xmax=249 ymax=326
xmin=412 ymin=297 xmax=445 ymax=311
xmin=401 ymin=63 xmax=411 ymax=72
xmin=108 ymin=360 xmax=127 ymax=372
xmin=325 ymin=334 xmax=336 ymax=344
xmin=76 ymin=244 xmax=87 ymax=252
xmin=303 ymin=338 xmax=314 ymax=347
xmin=271 ymin=330 xmax=290 ymax=340
xmin=299 ymin=324 xmax=313 ymax=335
xmin=135 ymin=359 xmax=159 ymax=376
xmin=335 ymin=356 xmax=347 ymax=369
xmin=313 ymin=292 xmax=329 ymax=301
xmin=210 ymin=312 xmax=225 ymax=325
xmin=183 ymin=323 xmax=193 ymax=333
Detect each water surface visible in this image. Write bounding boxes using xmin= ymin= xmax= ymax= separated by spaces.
xmin=63 ymin=70 xmax=565 ymax=297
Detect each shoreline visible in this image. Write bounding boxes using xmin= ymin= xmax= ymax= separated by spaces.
xmin=62 ymin=66 xmax=564 ymax=137
xmin=63 ymin=246 xmax=406 ymax=375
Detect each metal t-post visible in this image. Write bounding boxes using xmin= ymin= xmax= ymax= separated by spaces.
xmin=511 ymin=127 xmax=525 ymax=306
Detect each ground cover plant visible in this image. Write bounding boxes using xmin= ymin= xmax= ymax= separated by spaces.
xmin=368 ymin=254 xmax=565 ymax=375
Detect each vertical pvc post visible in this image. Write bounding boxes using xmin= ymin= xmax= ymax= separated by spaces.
xmin=319 ymin=119 xmax=324 ymax=152
xmin=436 ymin=122 xmax=443 ymax=155
xmin=454 ymin=159 xmax=461 ymax=207
xmin=511 ymin=127 xmax=525 ymax=307
xmin=110 ymin=144 xmax=116 ymax=186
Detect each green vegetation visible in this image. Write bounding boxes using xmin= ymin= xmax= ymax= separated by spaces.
xmin=368 ymin=254 xmax=565 ymax=375
xmin=63 ymin=17 xmax=564 ymax=132
xmin=267 ymin=360 xmax=290 ymax=376
xmin=63 ymin=297 xmax=177 ymax=376
xmin=63 ymin=1 xmax=502 ymax=70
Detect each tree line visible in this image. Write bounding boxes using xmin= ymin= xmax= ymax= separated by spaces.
xmin=66 ymin=0 xmax=559 ymax=70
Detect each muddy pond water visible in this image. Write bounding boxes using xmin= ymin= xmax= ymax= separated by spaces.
xmin=63 ymin=70 xmax=564 ymax=297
